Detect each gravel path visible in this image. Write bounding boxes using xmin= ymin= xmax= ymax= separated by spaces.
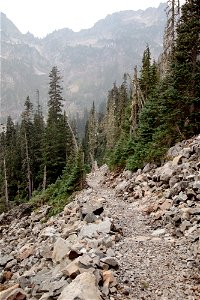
xmin=87 ymin=169 xmax=199 ymax=300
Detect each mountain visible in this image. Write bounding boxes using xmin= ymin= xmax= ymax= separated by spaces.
xmin=0 ymin=4 xmax=166 ymax=122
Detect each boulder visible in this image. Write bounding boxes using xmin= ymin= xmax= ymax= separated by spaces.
xmin=39 ymin=243 xmax=52 ymax=259
xmin=102 ymin=270 xmax=117 ymax=295
xmin=57 ymin=272 xmax=102 ymax=300
xmin=193 ymin=181 xmax=200 ymax=190
xmin=172 ymin=155 xmax=183 ymax=166
xmin=61 ymin=221 xmax=80 ymax=238
xmin=115 ymin=181 xmax=128 ymax=192
xmin=0 ymin=284 xmax=27 ymax=300
xmin=40 ymin=226 xmax=58 ymax=237
xmin=62 ymin=258 xmax=80 ymax=279
xmin=84 ymin=213 xmax=97 ymax=223
xmin=82 ymin=199 xmax=104 ymax=216
xmin=159 ymin=200 xmax=173 ymax=211
xmin=79 ymin=219 xmax=111 ymax=238
xmin=151 ymin=228 xmax=166 ymax=236
xmin=0 ymin=255 xmax=14 ymax=267
xmin=155 ymin=162 xmax=175 ymax=183
xmin=18 ymin=244 xmax=35 ymax=260
xmin=52 ymin=235 xmax=77 ymax=263
xmin=100 ymin=257 xmax=118 ymax=267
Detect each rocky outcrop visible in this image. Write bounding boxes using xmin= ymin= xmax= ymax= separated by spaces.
xmin=106 ymin=134 xmax=200 ymax=277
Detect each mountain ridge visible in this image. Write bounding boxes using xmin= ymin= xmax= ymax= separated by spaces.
xmin=1 ymin=4 xmax=166 ymax=122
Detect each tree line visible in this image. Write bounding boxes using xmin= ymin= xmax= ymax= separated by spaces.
xmin=85 ymin=0 xmax=200 ymax=170
xmin=0 ymin=66 xmax=84 ymax=213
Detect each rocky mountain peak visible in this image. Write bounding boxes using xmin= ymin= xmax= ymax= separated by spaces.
xmin=1 ymin=5 xmax=166 ymax=122
xmin=0 ymin=12 xmax=21 ymax=41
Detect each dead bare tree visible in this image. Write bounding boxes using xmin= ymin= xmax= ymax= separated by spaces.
xmin=159 ymin=0 xmax=181 ymax=77
xmin=128 ymin=66 xmax=145 ymax=134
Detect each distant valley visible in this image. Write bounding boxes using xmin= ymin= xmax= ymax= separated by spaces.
xmin=0 ymin=4 xmax=166 ymax=122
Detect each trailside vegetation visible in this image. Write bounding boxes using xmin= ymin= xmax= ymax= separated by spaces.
xmin=0 ymin=67 xmax=85 ymax=214
xmin=90 ymin=0 xmax=200 ymax=171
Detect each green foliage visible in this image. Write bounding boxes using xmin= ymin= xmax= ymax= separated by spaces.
xmin=102 ymin=1 xmax=200 ymax=171
xmin=108 ymin=137 xmax=127 ymax=170
xmin=30 ymin=146 xmax=85 ymax=216
xmin=0 ymin=66 xmax=84 ymax=214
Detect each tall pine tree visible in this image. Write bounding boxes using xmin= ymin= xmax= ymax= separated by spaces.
xmin=44 ymin=66 xmax=68 ymax=185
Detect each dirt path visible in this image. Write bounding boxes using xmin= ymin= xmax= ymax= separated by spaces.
xmin=86 ymin=168 xmax=199 ymax=300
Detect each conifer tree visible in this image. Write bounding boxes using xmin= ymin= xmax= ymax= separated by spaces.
xmin=116 ymin=75 xmax=128 ymax=137
xmin=5 ymin=116 xmax=21 ymax=202
xmin=105 ymin=87 xmax=117 ymax=150
xmin=171 ymin=0 xmax=200 ymax=135
xmin=20 ymin=96 xmax=34 ymax=199
xmin=87 ymin=102 xmax=98 ymax=166
xmin=44 ymin=66 xmax=67 ymax=185
xmin=0 ymin=129 xmax=9 ymax=210
xmin=139 ymin=46 xmax=151 ymax=100
xmin=129 ymin=66 xmax=145 ymax=134
xmin=32 ymin=98 xmax=45 ymax=189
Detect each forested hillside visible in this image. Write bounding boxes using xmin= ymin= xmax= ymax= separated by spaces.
xmin=0 ymin=0 xmax=199 ymax=214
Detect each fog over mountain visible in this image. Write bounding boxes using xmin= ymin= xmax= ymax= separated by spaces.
xmin=0 ymin=3 xmax=166 ymax=122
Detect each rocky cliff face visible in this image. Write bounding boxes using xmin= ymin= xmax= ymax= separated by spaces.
xmin=1 ymin=4 xmax=166 ymax=122
xmin=0 ymin=135 xmax=199 ymax=299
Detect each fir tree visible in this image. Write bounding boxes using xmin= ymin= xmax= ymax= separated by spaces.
xmin=139 ymin=46 xmax=151 ymax=100
xmin=171 ymin=0 xmax=200 ymax=135
xmin=44 ymin=66 xmax=67 ymax=185
xmin=87 ymin=102 xmax=98 ymax=166
xmin=20 ymin=96 xmax=34 ymax=199
xmin=32 ymin=100 xmax=45 ymax=189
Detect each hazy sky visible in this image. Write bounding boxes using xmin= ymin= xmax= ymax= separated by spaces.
xmin=1 ymin=0 xmax=166 ymax=38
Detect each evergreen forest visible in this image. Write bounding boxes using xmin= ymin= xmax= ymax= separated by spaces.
xmin=0 ymin=0 xmax=199 ymax=215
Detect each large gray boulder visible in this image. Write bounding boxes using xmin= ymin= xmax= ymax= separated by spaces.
xmin=57 ymin=272 xmax=102 ymax=300
xmin=81 ymin=198 xmax=105 ymax=217
xmin=52 ymin=235 xmax=77 ymax=263
xmin=155 ymin=162 xmax=175 ymax=183
xmin=79 ymin=219 xmax=112 ymax=238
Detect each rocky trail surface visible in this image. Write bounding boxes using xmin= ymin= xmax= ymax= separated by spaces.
xmin=0 ymin=135 xmax=200 ymax=299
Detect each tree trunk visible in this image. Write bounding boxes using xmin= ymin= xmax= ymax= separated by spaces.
xmin=67 ymin=119 xmax=78 ymax=153
xmin=43 ymin=165 xmax=47 ymax=191
xmin=129 ymin=66 xmax=144 ymax=134
xmin=3 ymin=157 xmax=9 ymax=210
xmin=25 ymin=132 xmax=32 ymax=199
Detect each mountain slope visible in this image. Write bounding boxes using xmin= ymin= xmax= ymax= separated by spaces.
xmin=0 ymin=4 xmax=166 ymax=122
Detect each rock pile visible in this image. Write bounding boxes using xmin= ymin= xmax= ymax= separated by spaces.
xmin=0 ymin=189 xmax=120 ymax=299
xmin=0 ymin=134 xmax=200 ymax=299
xmin=106 ymin=135 xmax=200 ymax=277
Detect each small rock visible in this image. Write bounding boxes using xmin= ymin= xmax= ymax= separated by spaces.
xmin=151 ymin=228 xmax=166 ymax=236
xmin=180 ymin=220 xmax=192 ymax=232
xmin=62 ymin=258 xmax=80 ymax=279
xmin=0 ymin=255 xmax=14 ymax=267
xmin=84 ymin=213 xmax=97 ymax=223
xmin=101 ymin=257 xmax=118 ymax=267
